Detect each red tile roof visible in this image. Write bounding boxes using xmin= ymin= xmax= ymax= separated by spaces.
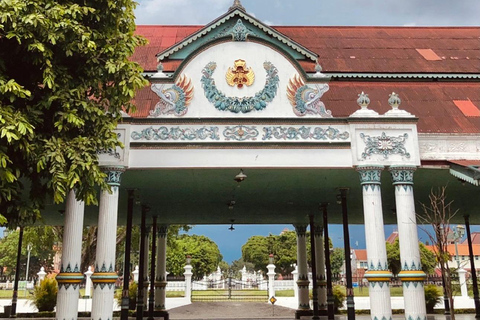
xmin=131 ymin=81 xmax=480 ymax=134
xmin=386 ymin=231 xmax=399 ymax=244
xmin=353 ymin=249 xmax=367 ymax=261
xmin=133 ymin=25 xmax=480 ymax=74
xmin=425 ymin=244 xmax=480 ymax=256
xmin=453 ymin=99 xmax=480 ymax=117
xmin=462 ymin=232 xmax=480 ymax=245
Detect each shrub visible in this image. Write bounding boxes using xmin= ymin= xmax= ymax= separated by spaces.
xmin=333 ymin=285 xmax=346 ymax=313
xmin=115 ymin=281 xmax=138 ymax=310
xmin=424 ymin=284 xmax=441 ymax=313
xmin=31 ymin=278 xmax=58 ymax=312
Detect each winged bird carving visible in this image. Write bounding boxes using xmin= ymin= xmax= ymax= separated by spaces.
xmin=287 ymin=74 xmax=332 ymax=117
xmin=150 ymin=75 xmax=194 ymax=117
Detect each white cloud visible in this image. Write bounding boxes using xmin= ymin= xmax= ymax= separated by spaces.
xmin=135 ymin=0 xmax=231 ymax=25
xmin=403 ymin=22 xmax=417 ymax=26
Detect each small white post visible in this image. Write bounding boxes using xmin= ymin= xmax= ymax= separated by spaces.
xmin=132 ymin=265 xmax=139 ymax=282
xmin=37 ymin=267 xmax=47 ymax=285
xmin=184 ymin=256 xmax=193 ymax=302
xmin=458 ymin=268 xmax=468 ymax=298
xmin=267 ymin=254 xmax=276 ymax=299
xmin=241 ymin=266 xmax=247 ymax=289
xmin=292 ymin=264 xmax=298 ymax=299
xmin=84 ymin=266 xmax=93 ymax=297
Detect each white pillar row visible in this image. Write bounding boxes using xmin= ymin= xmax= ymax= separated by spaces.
xmin=267 ymin=254 xmax=276 ymax=298
xmin=184 ymin=258 xmax=193 ymax=302
xmin=356 ymin=165 xmax=393 ymax=320
xmin=291 ymin=265 xmax=299 ymax=299
xmin=294 ymin=225 xmax=311 ymax=311
xmin=84 ymin=266 xmax=93 ymax=297
xmin=314 ymin=225 xmax=327 ymax=313
xmin=55 ymin=190 xmax=85 ymax=320
xmin=91 ymin=166 xmax=125 ymax=320
xmin=37 ymin=267 xmax=47 ymax=285
xmin=142 ymin=229 xmax=150 ymax=308
xmin=155 ymin=225 xmax=168 ymax=310
xmin=389 ymin=165 xmax=427 ymax=320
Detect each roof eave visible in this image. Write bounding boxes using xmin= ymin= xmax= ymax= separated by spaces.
xmin=155 ymin=9 xmax=318 ymax=62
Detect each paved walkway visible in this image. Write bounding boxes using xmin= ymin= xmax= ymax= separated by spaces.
xmin=1 ymin=297 xmax=479 ymax=320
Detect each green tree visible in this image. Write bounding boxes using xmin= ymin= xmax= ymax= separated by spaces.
xmin=167 ymin=234 xmax=222 ymax=280
xmin=0 ymin=226 xmax=60 ymax=278
xmin=229 ymin=258 xmax=255 ymax=278
xmin=386 ymin=239 xmax=437 ymax=276
xmin=242 ymin=235 xmax=272 ymax=272
xmin=0 ymin=0 xmax=148 ymax=226
xmin=330 ymin=248 xmax=344 ymax=276
xmin=272 ymin=230 xmax=298 ymax=274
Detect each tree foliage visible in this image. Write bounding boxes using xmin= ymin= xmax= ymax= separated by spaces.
xmin=167 ymin=234 xmax=222 ymax=280
xmin=0 ymin=0 xmax=148 ymax=226
xmin=241 ymin=230 xmax=316 ymax=275
xmin=386 ymin=238 xmax=436 ymax=276
xmin=0 ymin=226 xmax=60 ymax=278
xmin=330 ymin=248 xmax=344 ymax=276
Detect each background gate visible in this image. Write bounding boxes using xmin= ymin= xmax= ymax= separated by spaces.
xmin=191 ymin=277 xmax=269 ymax=302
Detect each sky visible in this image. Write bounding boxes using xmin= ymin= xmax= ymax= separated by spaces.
xmin=132 ymin=0 xmax=479 ymax=264
xmin=134 ymin=0 xmax=480 ymax=26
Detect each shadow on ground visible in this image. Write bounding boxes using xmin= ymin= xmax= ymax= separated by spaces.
xmin=169 ymin=302 xmax=294 ymax=319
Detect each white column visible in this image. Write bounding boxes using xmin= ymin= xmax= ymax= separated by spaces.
xmin=267 ymin=254 xmax=276 ymax=298
xmin=389 ymin=165 xmax=426 ymax=320
xmin=155 ymin=225 xmax=168 ymax=310
xmin=314 ymin=225 xmax=327 ymax=313
xmin=142 ymin=230 xmax=150 ymax=307
xmin=56 ymin=190 xmax=85 ymax=320
xmin=91 ymin=166 xmax=125 ymax=320
xmin=458 ymin=268 xmax=468 ymax=298
xmin=295 ymin=225 xmax=311 ymax=311
xmin=292 ymin=265 xmax=299 ymax=299
xmin=184 ymin=257 xmax=193 ymax=302
xmin=241 ymin=266 xmax=247 ymax=289
xmin=357 ymin=165 xmax=393 ymax=320
xmin=37 ymin=267 xmax=46 ymax=285
xmin=84 ymin=266 xmax=93 ymax=297
xmin=132 ymin=266 xmax=139 ymax=283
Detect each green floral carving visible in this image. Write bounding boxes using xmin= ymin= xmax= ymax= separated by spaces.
xmin=262 ymin=126 xmax=349 ymax=141
xmin=360 ymin=132 xmax=410 ymax=159
xmin=131 ymin=126 xmax=220 ymax=141
xmin=201 ymin=61 xmax=279 ymax=113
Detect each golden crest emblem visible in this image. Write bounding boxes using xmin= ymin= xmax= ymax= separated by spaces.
xmin=226 ymin=59 xmax=255 ymax=88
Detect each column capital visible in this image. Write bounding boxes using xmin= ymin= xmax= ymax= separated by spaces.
xmin=313 ymin=224 xmax=323 ymax=235
xmin=101 ymin=166 xmax=126 ymax=186
xmin=294 ymin=225 xmax=308 ymax=235
xmin=158 ymin=225 xmax=169 ymax=237
xmin=356 ymin=165 xmax=384 ymax=185
xmin=388 ymin=165 xmax=416 ymax=185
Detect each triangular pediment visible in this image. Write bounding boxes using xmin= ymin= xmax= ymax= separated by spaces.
xmin=156 ymin=7 xmax=318 ymax=63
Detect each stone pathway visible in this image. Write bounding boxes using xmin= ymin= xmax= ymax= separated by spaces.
xmin=169 ymin=302 xmax=293 ymax=319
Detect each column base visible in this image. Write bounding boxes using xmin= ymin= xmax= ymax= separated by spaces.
xmin=295 ymin=309 xmax=327 ymax=319
xmin=138 ymin=310 xmax=169 ymax=320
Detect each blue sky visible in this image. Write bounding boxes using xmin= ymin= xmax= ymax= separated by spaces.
xmin=187 ymin=224 xmax=394 ymax=263
xmin=135 ymin=0 xmax=480 ymax=26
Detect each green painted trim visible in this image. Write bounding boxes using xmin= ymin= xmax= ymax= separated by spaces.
xmin=156 ymin=9 xmax=317 ymax=62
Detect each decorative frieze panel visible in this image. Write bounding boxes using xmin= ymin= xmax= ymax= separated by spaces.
xmin=350 ymin=125 xmax=420 ymax=166
xmin=418 ymin=134 xmax=480 ymax=160
xmin=98 ymin=126 xmax=130 ymax=167
xmin=130 ymin=124 xmax=350 ymax=144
